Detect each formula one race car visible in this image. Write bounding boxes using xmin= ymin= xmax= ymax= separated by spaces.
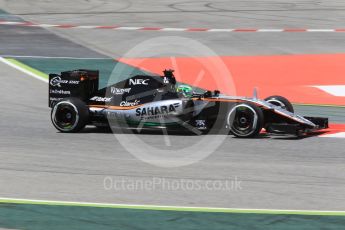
xmin=48 ymin=69 xmax=328 ymax=138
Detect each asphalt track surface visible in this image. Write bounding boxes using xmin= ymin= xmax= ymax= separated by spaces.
xmin=3 ymin=0 xmax=345 ymax=58
xmin=0 ymin=0 xmax=345 ymax=213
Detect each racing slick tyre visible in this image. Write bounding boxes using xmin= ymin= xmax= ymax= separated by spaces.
xmin=264 ymin=95 xmax=294 ymax=113
xmin=51 ymin=97 xmax=89 ymax=133
xmin=227 ymin=103 xmax=264 ymax=138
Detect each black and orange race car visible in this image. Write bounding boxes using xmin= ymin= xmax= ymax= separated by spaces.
xmin=48 ymin=69 xmax=328 ymax=137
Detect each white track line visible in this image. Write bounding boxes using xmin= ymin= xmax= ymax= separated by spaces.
xmin=208 ymin=29 xmax=235 ymax=32
xmin=320 ymin=132 xmax=345 ymax=138
xmin=0 ymin=21 xmax=23 ymax=25
xmin=1 ymin=197 xmax=345 ymax=215
xmin=28 ymin=23 xmax=59 ymax=27
xmin=306 ymin=29 xmax=335 ymax=32
xmin=161 ymin=28 xmax=188 ymax=31
xmin=76 ymin=25 xmax=99 ymax=29
xmin=115 ymin=26 xmax=143 ymax=30
xmin=0 ymin=57 xmax=48 ymax=83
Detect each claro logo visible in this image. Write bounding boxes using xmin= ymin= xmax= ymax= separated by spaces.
xmin=129 ymin=79 xmax=149 ymax=85
xmin=50 ymin=76 xmax=80 ymax=88
xmin=120 ymin=100 xmax=140 ymax=107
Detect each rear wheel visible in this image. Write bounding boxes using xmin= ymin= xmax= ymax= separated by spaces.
xmin=264 ymin=95 xmax=294 ymax=113
xmin=227 ymin=103 xmax=264 ymax=138
xmin=51 ymin=98 xmax=89 ymax=133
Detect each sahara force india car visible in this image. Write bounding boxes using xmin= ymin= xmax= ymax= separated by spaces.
xmin=48 ymin=69 xmax=328 ymax=138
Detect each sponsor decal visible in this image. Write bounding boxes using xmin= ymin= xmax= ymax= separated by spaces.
xmin=49 ymin=97 xmax=64 ymax=101
xmin=49 ymin=89 xmax=71 ymax=95
xmin=68 ymin=80 xmax=80 ymax=84
xmin=90 ymin=96 xmax=112 ymax=102
xmin=111 ymin=87 xmax=131 ymax=95
xmin=129 ymin=78 xmax=149 ymax=85
xmin=50 ymin=76 xmax=80 ymax=88
xmin=135 ymin=103 xmax=179 ymax=118
xmin=120 ymin=100 xmax=140 ymax=107
xmin=50 ymin=76 xmax=66 ymax=87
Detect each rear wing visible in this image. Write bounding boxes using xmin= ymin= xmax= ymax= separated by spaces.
xmin=48 ymin=69 xmax=99 ymax=107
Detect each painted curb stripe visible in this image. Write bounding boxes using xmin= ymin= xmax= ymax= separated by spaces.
xmin=320 ymin=132 xmax=345 ymax=138
xmin=0 ymin=57 xmax=48 ymax=83
xmin=0 ymin=198 xmax=345 ymax=216
xmin=312 ymin=85 xmax=345 ymax=97
xmin=1 ymin=21 xmax=345 ymax=32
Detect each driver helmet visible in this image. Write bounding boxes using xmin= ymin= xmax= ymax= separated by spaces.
xmin=176 ymin=85 xmax=193 ymax=97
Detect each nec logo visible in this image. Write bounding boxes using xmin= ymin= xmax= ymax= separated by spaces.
xmin=129 ymin=79 xmax=149 ymax=85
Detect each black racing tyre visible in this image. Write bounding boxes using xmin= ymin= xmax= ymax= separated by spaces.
xmin=51 ymin=97 xmax=89 ymax=133
xmin=264 ymin=95 xmax=294 ymax=113
xmin=227 ymin=103 xmax=264 ymax=138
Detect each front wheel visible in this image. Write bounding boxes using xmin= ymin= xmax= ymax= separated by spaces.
xmin=227 ymin=103 xmax=264 ymax=138
xmin=51 ymin=97 xmax=89 ymax=133
xmin=264 ymin=95 xmax=294 ymax=113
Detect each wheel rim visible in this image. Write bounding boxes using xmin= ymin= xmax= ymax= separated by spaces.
xmin=52 ymin=102 xmax=79 ymax=131
xmin=266 ymin=99 xmax=286 ymax=110
xmin=228 ymin=104 xmax=258 ymax=137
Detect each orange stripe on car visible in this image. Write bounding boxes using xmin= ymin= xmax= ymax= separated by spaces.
xmin=89 ymin=104 xmax=142 ymax=110
xmin=193 ymin=98 xmax=265 ymax=107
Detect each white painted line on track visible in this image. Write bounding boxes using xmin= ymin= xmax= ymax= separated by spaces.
xmin=1 ymin=197 xmax=345 ymax=215
xmin=74 ymin=25 xmax=98 ymax=29
xmin=320 ymin=132 xmax=345 ymax=138
xmin=27 ymin=23 xmax=59 ymax=27
xmin=306 ymin=29 xmax=335 ymax=32
xmin=161 ymin=28 xmax=188 ymax=31
xmin=208 ymin=29 xmax=235 ymax=32
xmin=115 ymin=26 xmax=143 ymax=30
xmin=0 ymin=21 xmax=23 ymax=25
xmin=0 ymin=57 xmax=48 ymax=83
xmin=257 ymin=29 xmax=284 ymax=32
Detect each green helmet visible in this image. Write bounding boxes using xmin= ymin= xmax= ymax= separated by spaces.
xmin=177 ymin=85 xmax=193 ymax=97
